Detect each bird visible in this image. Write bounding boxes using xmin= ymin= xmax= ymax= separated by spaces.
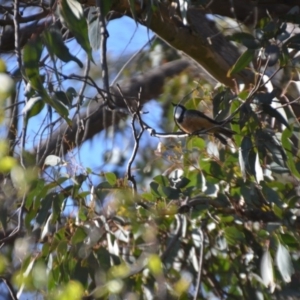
xmin=172 ymin=103 xmax=235 ymax=144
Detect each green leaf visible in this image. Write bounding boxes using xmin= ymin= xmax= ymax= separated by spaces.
xmin=54 ymin=91 xmax=72 ymax=107
xmin=36 ymin=193 xmax=57 ymax=225
xmin=105 ymin=172 xmax=117 ymax=186
xmin=174 ymin=177 xmax=190 ymax=189
xmin=71 ymin=227 xmax=87 ymax=244
xmin=159 ymin=186 xmax=179 ymax=199
xmin=239 ymin=136 xmax=255 ymax=179
xmin=187 ymin=136 xmax=206 ymax=150
xmin=224 ymin=226 xmax=245 ymax=246
xmin=23 ymin=38 xmax=43 ymax=91
xmin=23 ymin=96 xmax=45 ymax=122
xmin=51 ymin=97 xmax=70 ymax=120
xmin=280 ymin=233 xmax=299 ymax=249
xmin=230 ymin=99 xmax=242 ymax=145
xmin=88 ymin=8 xmax=101 ymax=50
xmin=59 ymin=0 xmax=94 ymax=62
xmin=219 ymin=215 xmax=234 ymax=223
xmin=153 ymin=175 xmax=169 ymax=186
xmin=150 ymin=181 xmax=160 ymax=197
xmin=228 ymin=32 xmax=260 ymax=49
xmin=73 ymin=261 xmax=89 ymax=286
xmin=281 ymin=127 xmax=300 ymax=178
xmin=276 ymin=243 xmax=294 ymax=283
xmin=256 ymin=130 xmax=287 ymax=168
xmin=227 ymin=49 xmax=255 ymax=76
xmin=43 ymin=25 xmax=83 ymax=68
xmin=213 ymin=90 xmax=233 ymax=120
xmin=23 ymin=39 xmax=70 ymax=121
xmin=262 ymin=104 xmax=290 ymax=129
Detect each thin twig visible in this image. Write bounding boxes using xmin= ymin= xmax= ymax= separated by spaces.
xmin=13 ymin=0 xmax=22 ymax=72
xmin=97 ymin=0 xmax=114 ymax=109
xmin=75 ymin=58 xmax=90 ymax=149
xmin=161 ymin=214 xmax=183 ymax=262
xmin=111 ymin=35 xmax=157 ymax=86
xmin=0 ymin=193 xmax=26 ymax=248
xmin=194 ymin=228 xmax=204 ymax=300
xmin=0 ymin=277 xmax=18 ymax=300
xmin=116 ymin=84 xmax=144 ymax=193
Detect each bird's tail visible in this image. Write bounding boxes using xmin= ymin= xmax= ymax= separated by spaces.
xmin=217 ymin=127 xmax=235 ymax=138
xmin=213 ymin=125 xmax=236 ymax=145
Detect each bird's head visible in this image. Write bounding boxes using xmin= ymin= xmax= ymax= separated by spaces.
xmin=172 ymin=103 xmax=185 ymax=121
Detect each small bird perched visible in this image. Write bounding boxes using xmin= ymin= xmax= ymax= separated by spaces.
xmin=173 ymin=103 xmax=235 ymax=144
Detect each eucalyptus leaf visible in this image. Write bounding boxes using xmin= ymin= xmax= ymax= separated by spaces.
xmin=260 ymin=250 xmax=275 ymax=292
xmin=228 ymin=49 xmax=255 ymax=76
xmin=44 ymin=155 xmax=65 ymax=167
xmin=43 ymin=25 xmax=83 ymax=68
xmin=23 ymin=96 xmax=45 ymax=121
xmin=59 ymin=0 xmax=94 ymax=62
xmin=105 ymin=172 xmax=117 ymax=186
xmin=228 ymin=32 xmax=260 ymax=49
xmin=88 ymin=7 xmax=101 ymax=50
xmin=276 ymin=243 xmax=294 ymax=282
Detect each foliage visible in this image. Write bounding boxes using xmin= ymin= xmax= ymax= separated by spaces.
xmin=0 ymin=1 xmax=300 ymax=300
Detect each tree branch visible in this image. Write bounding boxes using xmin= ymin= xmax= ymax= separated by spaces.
xmin=36 ymin=59 xmax=192 ymax=166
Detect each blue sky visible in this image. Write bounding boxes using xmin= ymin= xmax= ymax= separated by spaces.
xmin=13 ymin=15 xmax=158 ymax=175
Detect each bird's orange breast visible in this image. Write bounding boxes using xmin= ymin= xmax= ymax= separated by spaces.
xmin=178 ymin=115 xmax=219 ymax=134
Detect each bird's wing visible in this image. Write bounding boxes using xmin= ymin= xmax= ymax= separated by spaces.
xmin=189 ymin=109 xmax=220 ymax=125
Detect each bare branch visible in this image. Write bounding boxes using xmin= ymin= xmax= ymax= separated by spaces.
xmin=36 ymin=59 xmax=192 ymax=165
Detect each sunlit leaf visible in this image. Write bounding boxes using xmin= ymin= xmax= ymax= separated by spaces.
xmin=53 ymin=280 xmax=84 ymax=300
xmin=178 ymin=0 xmax=190 ymax=26
xmin=23 ymin=96 xmax=45 ymax=122
xmin=105 ymin=172 xmax=117 ymax=186
xmin=276 ymin=243 xmax=294 ymax=283
xmin=262 ymin=104 xmax=290 ymax=129
xmin=44 ymin=155 xmax=65 ymax=167
xmin=0 ymin=156 xmax=17 ymax=173
xmin=227 ymin=49 xmax=255 ymax=76
xmin=59 ymin=0 xmax=94 ymax=61
xmin=260 ymin=250 xmax=275 ymax=292
xmin=23 ymin=39 xmax=70 ymax=121
xmin=0 ymin=73 xmax=15 ymax=102
xmin=256 ymin=129 xmax=287 ymax=168
xmin=264 ymin=44 xmax=280 ymax=66
xmin=148 ymin=254 xmax=163 ymax=276
xmin=280 ymin=128 xmax=300 ymax=179
xmin=239 ymin=136 xmax=255 ymax=180
xmin=88 ymin=8 xmax=101 ymax=50
xmin=255 ymin=152 xmax=264 ymax=183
